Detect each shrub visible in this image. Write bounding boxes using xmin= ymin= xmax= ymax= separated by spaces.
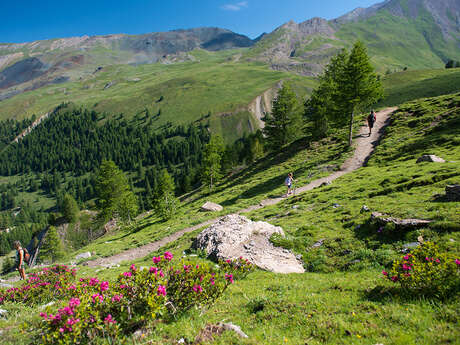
xmin=0 ymin=265 xmax=77 ymax=305
xmin=219 ymin=257 xmax=255 ymax=280
xmin=382 ymin=242 xmax=460 ymax=298
xmin=16 ymin=252 xmax=255 ymax=344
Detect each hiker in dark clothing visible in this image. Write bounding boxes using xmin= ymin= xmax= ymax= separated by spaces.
xmin=367 ymin=110 xmax=376 ymax=136
xmin=14 ymin=241 xmax=27 ymax=280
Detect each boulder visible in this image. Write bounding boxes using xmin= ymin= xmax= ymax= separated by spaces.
xmin=193 ymin=214 xmax=304 ymax=274
xmin=416 ymin=155 xmax=445 ymax=163
xmin=200 ymin=202 xmax=223 ymax=212
xmin=0 ymin=308 xmax=7 ymax=319
xmin=75 ymin=252 xmax=92 ymax=260
xmin=371 ymin=212 xmax=432 ymax=229
xmin=361 ymin=205 xmax=370 ymax=213
xmin=446 ymin=185 xmax=460 ymax=201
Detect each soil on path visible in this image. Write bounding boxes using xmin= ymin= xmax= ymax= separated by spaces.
xmin=87 ymin=107 xmax=397 ymax=268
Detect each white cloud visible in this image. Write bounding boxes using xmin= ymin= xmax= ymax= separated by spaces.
xmin=222 ymin=1 xmax=248 ymax=11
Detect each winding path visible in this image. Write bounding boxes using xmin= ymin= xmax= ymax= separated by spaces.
xmin=87 ymin=107 xmax=397 ymax=268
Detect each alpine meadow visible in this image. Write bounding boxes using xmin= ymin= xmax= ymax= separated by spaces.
xmin=0 ymin=0 xmax=459 ymax=344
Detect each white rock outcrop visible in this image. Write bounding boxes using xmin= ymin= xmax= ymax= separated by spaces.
xmin=200 ymin=202 xmax=223 ymax=212
xmin=193 ymin=214 xmax=304 ymax=274
xmin=416 ymin=155 xmax=445 ymax=163
xmin=75 ymin=252 xmax=92 ymax=260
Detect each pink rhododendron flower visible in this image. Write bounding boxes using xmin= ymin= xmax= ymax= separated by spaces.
xmin=226 ymin=259 xmax=231 ymax=264
xmin=435 ymin=259 xmax=440 ymax=263
xmin=91 ymin=293 xmax=104 ymax=303
xmin=382 ymin=270 xmax=388 ymax=276
xmin=158 ymin=270 xmax=165 ymax=278
xmin=456 ymin=259 xmax=460 ymax=265
xmin=69 ymin=298 xmax=80 ymax=308
xmin=89 ymin=277 xmax=99 ymax=286
xmin=403 ymin=255 xmax=410 ymax=260
xmin=104 ymin=314 xmax=116 ymax=324
xmin=111 ymin=294 xmax=123 ymax=303
xmin=225 ymin=273 xmax=234 ymax=284
xmin=402 ymin=264 xmax=411 ymax=271
xmin=130 ymin=264 xmax=137 ymax=272
xmin=100 ymin=281 xmax=109 ymax=292
xmin=157 ymin=285 xmax=167 ymax=296
xmin=164 ymin=251 xmax=173 ymax=261
xmin=391 ymin=276 xmax=398 ymax=282
xmin=149 ymin=267 xmax=158 ymax=274
xmin=40 ymin=312 xmax=48 ymax=319
xmin=122 ymin=271 xmax=132 ymax=277
xmin=153 ymin=256 xmax=162 ymax=264
xmin=192 ymin=284 xmax=203 ymax=293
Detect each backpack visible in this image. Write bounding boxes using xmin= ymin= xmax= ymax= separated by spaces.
xmin=22 ymin=248 xmax=31 ymax=265
xmin=368 ymin=113 xmax=376 ymax=123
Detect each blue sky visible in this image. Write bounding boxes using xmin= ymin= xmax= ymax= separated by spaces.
xmin=1 ymin=0 xmax=379 ymax=43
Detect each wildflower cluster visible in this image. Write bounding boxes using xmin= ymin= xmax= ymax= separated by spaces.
xmin=219 ymin=256 xmax=255 ymax=280
xmin=19 ymin=251 xmax=247 ymax=344
xmin=383 ymin=242 xmax=460 ymax=297
xmin=0 ymin=265 xmax=77 ymax=305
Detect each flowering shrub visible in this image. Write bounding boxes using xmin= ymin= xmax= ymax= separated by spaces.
xmin=0 ymin=265 xmax=77 ymax=305
xmin=219 ymin=257 xmax=255 ymax=280
xmin=25 ymin=251 xmax=251 ymax=344
xmin=383 ymin=242 xmax=460 ymax=297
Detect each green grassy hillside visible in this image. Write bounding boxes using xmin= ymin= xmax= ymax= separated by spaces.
xmin=1 ymin=92 xmax=460 ymax=344
xmin=377 ymin=68 xmax=460 ymax=107
xmin=0 ymin=50 xmax=315 ymax=141
xmin=336 ymin=8 xmax=460 ymax=71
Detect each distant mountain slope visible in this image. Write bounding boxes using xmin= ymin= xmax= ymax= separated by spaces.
xmin=247 ymin=0 xmax=460 ymax=74
xmin=0 ymin=28 xmax=254 ymax=99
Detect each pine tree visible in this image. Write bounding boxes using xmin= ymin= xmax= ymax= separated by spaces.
xmin=341 ymin=41 xmax=383 ymax=146
xmin=95 ymin=160 xmax=139 ymax=223
xmin=262 ymin=83 xmax=301 ymax=150
xmin=201 ymin=135 xmax=224 ymax=191
xmin=154 ymin=169 xmax=179 ymax=221
xmin=305 ymin=42 xmax=383 ymax=146
xmin=61 ymin=194 xmax=79 ymax=223
xmin=40 ymin=226 xmax=65 ymax=263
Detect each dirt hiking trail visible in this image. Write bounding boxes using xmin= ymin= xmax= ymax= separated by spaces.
xmin=87 ymin=107 xmax=397 ymax=268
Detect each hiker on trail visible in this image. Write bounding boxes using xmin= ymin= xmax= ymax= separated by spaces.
xmin=284 ymin=173 xmax=295 ymax=197
xmin=367 ymin=110 xmax=376 ymax=136
xmin=14 ymin=240 xmax=28 ymax=280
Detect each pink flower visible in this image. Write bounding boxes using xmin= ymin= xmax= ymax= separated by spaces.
xmin=111 ymin=294 xmax=123 ymax=303
xmin=122 ymin=271 xmax=132 ymax=278
xmin=69 ymin=298 xmax=80 ymax=308
xmin=40 ymin=312 xmax=48 ymax=319
xmin=402 ymin=264 xmax=411 ymax=271
xmin=158 ymin=270 xmax=165 ymax=278
xmin=435 ymin=259 xmax=440 ymax=263
xmin=153 ymin=256 xmax=162 ymax=264
xmin=157 ymin=285 xmax=167 ymax=296
xmin=149 ymin=267 xmax=158 ymax=274
xmin=225 ymin=273 xmax=234 ymax=284
xmin=130 ymin=264 xmax=137 ymax=272
xmin=91 ymin=293 xmax=104 ymax=303
xmin=120 ymin=284 xmax=127 ymax=289
xmin=455 ymin=259 xmax=460 ymax=265
xmin=59 ymin=328 xmax=64 ymax=333
xmin=425 ymin=257 xmax=431 ymax=261
xmin=67 ymin=284 xmax=76 ymax=291
xmin=192 ymin=284 xmax=203 ymax=293
xmin=100 ymin=281 xmax=109 ymax=292
xmin=382 ymin=270 xmax=388 ymax=276
xmin=226 ymin=259 xmax=231 ymax=264
xmin=104 ymin=314 xmax=116 ymax=324
xmin=209 ymin=278 xmax=215 ymax=286
xmin=164 ymin=251 xmax=173 ymax=261
xmin=391 ymin=276 xmax=398 ymax=282
xmin=89 ymin=277 xmax=99 ymax=286
xmin=403 ymin=255 xmax=410 ymax=260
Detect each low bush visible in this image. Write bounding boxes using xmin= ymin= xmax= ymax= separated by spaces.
xmin=382 ymin=242 xmax=460 ymax=298
xmin=1 ymin=253 xmax=255 ymax=344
